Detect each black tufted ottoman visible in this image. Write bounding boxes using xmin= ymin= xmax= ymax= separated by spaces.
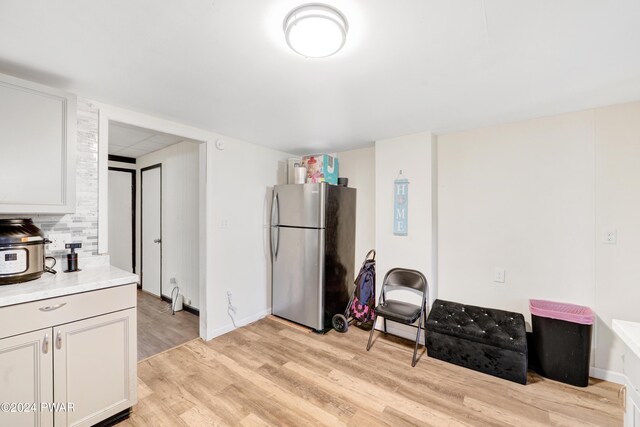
xmin=425 ymin=299 xmax=528 ymax=384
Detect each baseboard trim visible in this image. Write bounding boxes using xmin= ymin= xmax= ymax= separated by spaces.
xmin=205 ymin=308 xmax=272 ymax=341
xmin=160 ymin=295 xmax=200 ymax=316
xmin=590 ymin=367 xmax=626 ymax=385
xmin=92 ymin=408 xmax=130 ymax=427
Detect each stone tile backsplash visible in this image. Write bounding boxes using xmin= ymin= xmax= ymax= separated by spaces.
xmin=0 ymin=98 xmax=100 ymax=257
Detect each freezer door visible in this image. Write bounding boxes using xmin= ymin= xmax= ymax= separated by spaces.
xmin=273 ymin=183 xmax=326 ymax=228
xmin=272 ymin=227 xmax=325 ymax=330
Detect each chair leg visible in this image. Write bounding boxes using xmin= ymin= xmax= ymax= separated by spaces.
xmin=367 ymin=314 xmax=378 ymax=351
xmin=383 ymin=318 xmax=387 ymax=334
xmin=423 ymin=306 xmax=428 ymax=346
xmin=412 ymin=313 xmax=423 ymax=367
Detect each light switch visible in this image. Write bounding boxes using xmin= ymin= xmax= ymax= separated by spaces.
xmin=494 ymin=268 xmax=505 ymax=283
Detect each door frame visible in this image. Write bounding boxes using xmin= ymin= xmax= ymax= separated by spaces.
xmin=108 ymin=167 xmax=136 ymax=273
xmin=97 ymin=103 xmax=210 ymax=339
xmin=140 ymin=163 xmax=162 ymax=297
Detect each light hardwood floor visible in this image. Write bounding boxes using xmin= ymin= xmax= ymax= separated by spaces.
xmin=137 ymin=289 xmax=200 ymax=360
xmin=121 ymin=316 xmax=623 ymax=426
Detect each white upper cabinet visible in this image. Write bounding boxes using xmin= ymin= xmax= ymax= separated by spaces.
xmin=0 ymin=73 xmax=76 ymax=214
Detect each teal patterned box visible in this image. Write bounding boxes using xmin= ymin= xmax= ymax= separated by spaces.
xmin=302 ymin=154 xmax=339 ymax=185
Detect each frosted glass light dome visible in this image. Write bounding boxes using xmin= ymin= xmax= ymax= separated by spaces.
xmin=283 ymin=4 xmax=348 ymax=58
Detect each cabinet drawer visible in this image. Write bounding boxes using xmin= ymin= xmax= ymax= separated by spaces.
xmin=0 ymin=284 xmax=136 ymax=339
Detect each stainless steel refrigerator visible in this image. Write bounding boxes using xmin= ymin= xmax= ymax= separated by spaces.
xmin=271 ymin=183 xmax=356 ymax=331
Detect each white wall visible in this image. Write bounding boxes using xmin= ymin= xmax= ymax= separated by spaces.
xmin=594 ymin=101 xmax=640 ymax=375
xmin=207 ymin=139 xmax=288 ymax=338
xmin=336 ymin=147 xmax=376 ymax=275
xmin=374 ymin=132 xmax=437 ymax=340
xmin=438 ymin=110 xmax=596 ymax=324
xmin=437 ymin=101 xmax=640 ymax=378
xmin=137 ymin=141 xmax=201 ymax=308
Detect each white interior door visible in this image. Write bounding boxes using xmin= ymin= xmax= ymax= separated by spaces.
xmin=108 ymin=169 xmax=134 ymax=273
xmin=142 ymin=165 xmax=162 ymax=297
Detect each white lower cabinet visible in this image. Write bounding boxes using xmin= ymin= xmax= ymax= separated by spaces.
xmin=624 ymin=350 xmax=640 ymax=427
xmin=54 ymin=309 xmax=136 ymax=427
xmin=0 ymin=284 xmax=137 ymax=427
xmin=0 ymin=328 xmax=54 ymax=427
xmin=625 ymin=390 xmax=640 ymax=427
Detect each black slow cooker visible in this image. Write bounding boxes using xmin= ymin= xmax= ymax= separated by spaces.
xmin=0 ymin=218 xmax=49 ymax=285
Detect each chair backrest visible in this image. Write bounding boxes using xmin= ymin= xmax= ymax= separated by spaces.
xmin=382 ymin=268 xmax=428 ymax=295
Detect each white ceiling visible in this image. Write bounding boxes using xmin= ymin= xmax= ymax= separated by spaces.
xmin=1 ymin=1 xmax=640 ymax=154
xmin=108 ymin=122 xmax=191 ymax=158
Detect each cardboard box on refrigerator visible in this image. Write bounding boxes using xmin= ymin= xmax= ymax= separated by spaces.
xmin=302 ymin=154 xmax=339 ymax=184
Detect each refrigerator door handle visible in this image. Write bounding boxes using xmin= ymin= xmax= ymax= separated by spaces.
xmin=271 ymin=192 xmax=279 ymax=227
xmin=271 ymin=224 xmax=280 ymax=259
xmin=271 ymin=191 xmax=280 ymax=259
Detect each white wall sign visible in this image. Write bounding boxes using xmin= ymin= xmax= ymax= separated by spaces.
xmin=394 ymin=171 xmax=409 ymax=236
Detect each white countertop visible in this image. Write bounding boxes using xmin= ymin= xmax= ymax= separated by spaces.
xmin=0 ymin=265 xmax=139 ymax=307
xmin=613 ymin=319 xmax=640 ymax=360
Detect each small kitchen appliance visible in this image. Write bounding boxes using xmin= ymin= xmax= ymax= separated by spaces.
xmin=0 ymin=218 xmax=51 ymax=285
xmin=64 ymin=243 xmax=82 ymax=272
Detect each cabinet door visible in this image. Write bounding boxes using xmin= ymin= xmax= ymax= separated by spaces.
xmin=0 ymin=72 xmax=76 ymax=214
xmin=53 ymin=309 xmax=137 ymax=427
xmin=0 ymin=328 xmax=53 ymax=427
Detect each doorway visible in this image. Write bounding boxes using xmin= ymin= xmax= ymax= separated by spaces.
xmin=141 ymin=164 xmax=162 ymax=297
xmin=108 ymin=167 xmax=135 ymax=273
xmin=107 ymin=121 xmax=202 ymax=360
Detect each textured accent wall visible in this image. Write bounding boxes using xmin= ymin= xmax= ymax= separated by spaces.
xmin=1 ymin=98 xmax=100 ymax=257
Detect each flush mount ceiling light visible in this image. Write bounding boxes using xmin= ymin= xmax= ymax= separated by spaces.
xmin=283 ymin=3 xmax=348 ymax=58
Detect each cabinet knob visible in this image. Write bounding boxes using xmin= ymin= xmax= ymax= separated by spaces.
xmin=43 ymin=334 xmax=49 ymax=354
xmin=56 ymin=331 xmax=62 ymax=350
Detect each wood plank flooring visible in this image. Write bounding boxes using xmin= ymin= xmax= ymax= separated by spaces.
xmin=137 ymin=289 xmax=200 ymax=360
xmin=121 ymin=316 xmax=623 ymax=426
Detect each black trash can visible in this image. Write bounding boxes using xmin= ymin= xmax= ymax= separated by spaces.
xmin=529 ymin=299 xmax=595 ymax=387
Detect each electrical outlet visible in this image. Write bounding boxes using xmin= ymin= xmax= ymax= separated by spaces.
xmin=603 ymin=229 xmax=617 ymax=244
xmin=219 ymin=219 xmax=230 ymax=229
xmin=47 ymin=233 xmax=71 ymax=251
xmin=494 ymin=268 xmax=506 ymax=283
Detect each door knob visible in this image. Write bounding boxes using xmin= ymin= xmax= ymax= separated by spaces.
xmin=154 ymin=238 xmax=161 ymax=243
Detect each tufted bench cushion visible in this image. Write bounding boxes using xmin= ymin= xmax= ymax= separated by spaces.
xmin=426 ymin=299 xmax=528 ymax=384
